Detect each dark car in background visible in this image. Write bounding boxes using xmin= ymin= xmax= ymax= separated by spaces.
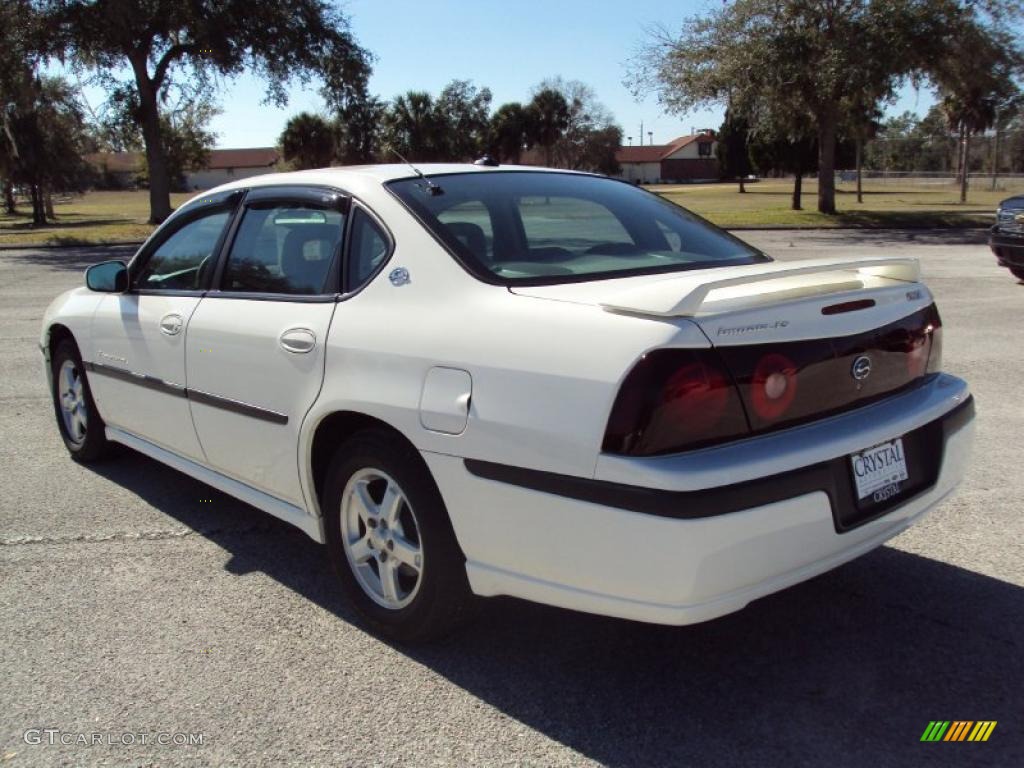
xmin=989 ymin=195 xmax=1024 ymax=281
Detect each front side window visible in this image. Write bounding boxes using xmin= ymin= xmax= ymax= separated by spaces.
xmin=387 ymin=172 xmax=765 ymax=284
xmin=134 ymin=210 xmax=230 ymax=290
xmin=222 ymin=204 xmax=344 ymax=295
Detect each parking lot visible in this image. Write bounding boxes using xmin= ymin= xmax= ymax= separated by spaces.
xmin=1 ymin=229 xmax=1021 ymax=766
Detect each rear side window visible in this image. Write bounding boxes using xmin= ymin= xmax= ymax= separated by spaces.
xmin=134 ymin=210 xmax=230 ymax=290
xmin=222 ymin=205 xmax=344 ymax=295
xmin=347 ymin=209 xmax=390 ymax=290
xmin=387 ymin=171 xmax=765 ymax=284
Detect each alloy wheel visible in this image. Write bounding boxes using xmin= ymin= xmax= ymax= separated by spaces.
xmin=58 ymin=359 xmax=87 ymax=446
xmin=340 ymin=468 xmax=424 ymax=609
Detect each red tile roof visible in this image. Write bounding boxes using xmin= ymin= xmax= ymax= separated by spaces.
xmin=86 ymin=147 xmax=280 ymax=173
xmin=206 ymin=147 xmax=279 ymax=169
xmin=616 ymin=145 xmax=666 ymax=163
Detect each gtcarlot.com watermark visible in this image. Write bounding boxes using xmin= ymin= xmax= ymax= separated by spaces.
xmin=24 ymin=729 xmax=204 ymax=747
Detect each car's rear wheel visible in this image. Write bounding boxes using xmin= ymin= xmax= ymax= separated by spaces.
xmin=50 ymin=339 xmax=111 ymax=462
xmin=323 ymin=428 xmax=473 ymax=642
xmin=1008 ymin=266 xmax=1024 ymax=281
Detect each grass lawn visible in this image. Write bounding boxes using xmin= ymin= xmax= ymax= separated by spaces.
xmin=0 ymin=190 xmax=192 ymax=247
xmin=656 ymin=177 xmax=1020 ymax=229
xmin=2 ymin=177 xmax=1020 ymax=246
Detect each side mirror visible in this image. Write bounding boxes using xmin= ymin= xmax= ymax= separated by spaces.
xmin=85 ymin=261 xmax=128 ymax=293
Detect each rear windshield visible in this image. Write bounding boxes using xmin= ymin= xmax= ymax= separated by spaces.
xmin=386 ymin=171 xmax=766 ymax=284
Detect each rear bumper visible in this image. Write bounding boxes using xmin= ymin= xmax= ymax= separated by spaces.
xmin=425 ymin=374 xmax=974 ymax=625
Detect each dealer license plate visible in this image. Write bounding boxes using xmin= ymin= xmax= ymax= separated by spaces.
xmin=850 ymin=438 xmax=909 ymax=501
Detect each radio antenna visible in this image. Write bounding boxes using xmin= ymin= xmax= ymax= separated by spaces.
xmin=389 ymin=146 xmax=443 ymax=196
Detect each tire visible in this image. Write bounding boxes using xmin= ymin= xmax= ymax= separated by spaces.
xmin=1009 ymin=267 xmax=1024 ymax=281
xmin=50 ymin=338 xmax=111 ymax=462
xmin=323 ymin=428 xmax=473 ymax=642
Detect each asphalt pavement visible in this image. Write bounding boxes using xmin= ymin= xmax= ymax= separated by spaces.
xmin=0 ymin=230 xmax=1021 ymax=767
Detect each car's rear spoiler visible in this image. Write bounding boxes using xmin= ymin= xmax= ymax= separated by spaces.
xmin=600 ymin=256 xmax=921 ymax=317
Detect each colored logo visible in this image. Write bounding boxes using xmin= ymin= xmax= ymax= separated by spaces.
xmin=920 ymin=721 xmax=997 ymax=742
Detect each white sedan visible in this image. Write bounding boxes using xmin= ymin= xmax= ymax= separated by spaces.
xmin=41 ymin=164 xmax=974 ymax=641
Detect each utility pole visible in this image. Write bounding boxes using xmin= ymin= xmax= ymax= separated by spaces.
xmin=991 ymin=111 xmax=1001 ymax=191
xmin=640 ymin=121 xmax=644 ymax=146
xmin=960 ymin=122 xmax=969 ymax=204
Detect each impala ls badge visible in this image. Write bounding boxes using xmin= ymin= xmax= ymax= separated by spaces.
xmin=389 ymin=267 xmax=411 ymax=286
xmin=851 ymin=355 xmax=872 ymax=381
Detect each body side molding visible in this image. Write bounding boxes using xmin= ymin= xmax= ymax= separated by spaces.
xmin=86 ymin=360 xmax=287 ymax=424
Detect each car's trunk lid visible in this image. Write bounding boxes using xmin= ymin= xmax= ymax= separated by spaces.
xmin=511 ymin=255 xmax=942 ymax=437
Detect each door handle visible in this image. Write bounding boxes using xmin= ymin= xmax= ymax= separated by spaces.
xmin=159 ymin=313 xmax=183 ymax=336
xmin=279 ymin=327 xmax=317 ymax=354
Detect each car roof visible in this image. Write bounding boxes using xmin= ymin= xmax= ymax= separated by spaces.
xmin=182 ymin=164 xmax=595 ymax=215
xmin=209 ymin=163 xmax=582 ymax=191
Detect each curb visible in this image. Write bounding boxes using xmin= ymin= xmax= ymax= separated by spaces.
xmin=0 ymin=241 xmax=143 ymax=251
xmin=725 ymin=224 xmax=991 ymax=232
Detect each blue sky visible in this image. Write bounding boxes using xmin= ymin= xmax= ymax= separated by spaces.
xmin=73 ymin=0 xmax=940 ymax=149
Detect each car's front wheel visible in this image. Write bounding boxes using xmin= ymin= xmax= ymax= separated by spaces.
xmin=50 ymin=338 xmax=111 ymax=462
xmin=323 ymin=429 xmax=473 ymax=642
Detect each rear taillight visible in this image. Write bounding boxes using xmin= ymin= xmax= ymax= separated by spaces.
xmin=604 ymin=304 xmax=943 ymax=457
xmin=907 ymin=304 xmax=942 ymax=377
xmin=925 ymin=306 xmax=942 ymax=374
xmin=602 ymin=349 xmax=749 ymax=456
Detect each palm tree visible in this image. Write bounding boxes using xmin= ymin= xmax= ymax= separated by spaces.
xmin=279 ymin=112 xmax=336 ymax=170
xmin=932 ymin=20 xmax=1019 ymax=202
xmin=489 ymin=102 xmax=533 ymax=163
xmin=384 ymin=91 xmax=443 ymax=162
xmin=527 ymin=89 xmax=570 ymax=166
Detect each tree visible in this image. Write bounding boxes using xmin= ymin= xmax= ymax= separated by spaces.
xmin=0 ymin=76 xmax=95 ymax=224
xmin=576 ymin=124 xmax=623 ymax=176
xmin=52 ymin=0 xmax=371 ymax=222
xmin=534 ymin=78 xmax=623 ymax=172
xmin=1 ymin=0 xmax=51 ymax=216
xmin=629 ymin=0 xmax=966 ymax=214
xmin=932 ymin=15 xmax=1022 ymax=202
xmin=434 ymin=80 xmax=492 ymax=161
xmin=383 ymin=91 xmax=443 ymax=162
xmin=527 ymin=88 xmax=570 ymax=166
xmin=279 ymin=112 xmax=335 ymax=170
xmin=717 ymin=109 xmax=751 ymax=192
xmin=334 ymin=93 xmax=386 ymax=164
xmin=95 ymin=85 xmax=217 ymax=190
xmin=748 ymin=129 xmax=817 ymax=210
xmin=157 ymin=100 xmax=217 ymax=190
xmin=489 ymin=102 xmax=534 ymax=163
xmin=382 ymin=80 xmax=493 ymax=162
xmin=863 ymin=107 xmax=957 ymax=173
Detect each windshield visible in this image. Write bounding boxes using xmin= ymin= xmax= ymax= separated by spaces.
xmin=387 ymin=171 xmax=767 ymax=285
